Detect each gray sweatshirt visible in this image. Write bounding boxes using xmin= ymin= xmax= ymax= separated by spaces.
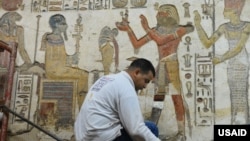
xmin=74 ymin=71 xmax=160 ymax=141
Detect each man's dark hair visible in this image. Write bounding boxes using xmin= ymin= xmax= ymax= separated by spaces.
xmin=129 ymin=58 xmax=155 ymax=77
xmin=49 ymin=14 xmax=66 ymax=29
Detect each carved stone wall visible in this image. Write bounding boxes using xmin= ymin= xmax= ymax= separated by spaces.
xmin=1 ymin=0 xmax=250 ymax=141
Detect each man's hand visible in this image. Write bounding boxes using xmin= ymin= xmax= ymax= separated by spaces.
xmin=212 ymin=57 xmax=221 ymax=65
xmin=193 ymin=10 xmax=201 ymax=26
xmin=140 ymin=14 xmax=150 ymax=32
xmin=115 ymin=10 xmax=130 ymax=31
xmin=184 ymin=23 xmax=194 ymax=33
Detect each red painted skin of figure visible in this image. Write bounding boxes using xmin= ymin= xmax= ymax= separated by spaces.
xmin=116 ymin=4 xmax=194 ymax=140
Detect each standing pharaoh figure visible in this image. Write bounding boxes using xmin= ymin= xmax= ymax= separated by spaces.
xmin=116 ymin=4 xmax=194 ymax=140
xmin=40 ymin=14 xmax=89 ymax=109
xmin=194 ymin=0 xmax=250 ymax=124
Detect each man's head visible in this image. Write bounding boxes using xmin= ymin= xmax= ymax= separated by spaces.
xmin=0 ymin=12 xmax=22 ymax=36
xmin=49 ymin=14 xmax=68 ymax=40
xmin=126 ymin=58 xmax=155 ymax=91
xmin=156 ymin=4 xmax=179 ymax=27
xmin=224 ymin=0 xmax=245 ymax=16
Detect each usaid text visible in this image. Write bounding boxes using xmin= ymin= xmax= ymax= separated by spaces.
xmin=218 ymin=129 xmax=247 ymax=136
xmin=214 ymin=125 xmax=250 ymax=140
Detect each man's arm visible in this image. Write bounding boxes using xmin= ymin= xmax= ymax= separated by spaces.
xmin=118 ymin=91 xmax=160 ymax=141
xmin=17 ymin=26 xmax=32 ymax=64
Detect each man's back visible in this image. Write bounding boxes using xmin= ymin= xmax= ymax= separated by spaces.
xmin=74 ymin=71 xmax=137 ymax=141
xmin=74 ymin=58 xmax=160 ymax=141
